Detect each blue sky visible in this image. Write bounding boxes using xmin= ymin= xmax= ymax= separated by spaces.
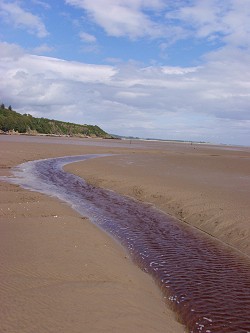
xmin=1 ymin=0 xmax=250 ymax=145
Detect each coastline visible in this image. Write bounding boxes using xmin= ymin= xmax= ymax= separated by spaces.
xmin=0 ymin=136 xmax=185 ymax=333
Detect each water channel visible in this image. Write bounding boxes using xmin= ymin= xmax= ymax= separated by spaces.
xmin=6 ymin=155 xmax=250 ymax=333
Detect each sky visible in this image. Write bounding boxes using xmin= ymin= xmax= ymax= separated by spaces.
xmin=0 ymin=0 xmax=250 ymax=145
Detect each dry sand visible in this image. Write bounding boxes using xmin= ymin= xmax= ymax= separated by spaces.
xmin=1 ymin=135 xmax=250 ymax=332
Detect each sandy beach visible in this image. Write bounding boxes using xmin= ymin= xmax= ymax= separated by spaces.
xmin=1 ymin=135 xmax=250 ymax=332
xmin=66 ymin=140 xmax=250 ymax=257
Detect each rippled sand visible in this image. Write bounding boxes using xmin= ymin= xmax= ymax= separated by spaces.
xmin=65 ymin=141 xmax=250 ymax=257
xmin=1 ymin=135 xmax=250 ymax=332
xmin=0 ymin=136 xmax=185 ymax=333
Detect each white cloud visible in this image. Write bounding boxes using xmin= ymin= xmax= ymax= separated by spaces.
xmin=159 ymin=66 xmax=200 ymax=75
xmin=1 ymin=42 xmax=250 ymax=145
xmin=32 ymin=0 xmax=51 ymax=10
xmin=0 ymin=1 xmax=48 ymax=37
xmin=64 ymin=0 xmax=250 ymax=50
xmin=9 ymin=55 xmax=116 ymax=83
xmin=116 ymin=91 xmax=150 ymax=99
xmin=32 ymin=44 xmax=54 ymax=55
xmin=65 ymin=0 xmax=167 ymax=39
xmin=166 ymin=0 xmax=250 ymax=48
xmin=0 ymin=41 xmax=24 ymax=59
xmin=79 ymin=31 xmax=97 ymax=43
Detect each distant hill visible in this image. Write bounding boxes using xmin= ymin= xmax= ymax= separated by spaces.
xmin=0 ymin=104 xmax=112 ymax=138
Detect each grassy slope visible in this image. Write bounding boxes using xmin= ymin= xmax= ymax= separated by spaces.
xmin=0 ymin=106 xmax=112 ymax=138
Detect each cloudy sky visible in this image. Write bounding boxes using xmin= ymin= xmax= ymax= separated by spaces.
xmin=1 ymin=0 xmax=250 ymax=145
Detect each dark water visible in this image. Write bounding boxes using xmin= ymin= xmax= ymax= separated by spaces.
xmin=7 ymin=155 xmax=250 ymax=333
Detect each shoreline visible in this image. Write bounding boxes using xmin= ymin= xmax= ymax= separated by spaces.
xmin=2 ymin=132 xmax=250 ymax=149
xmin=0 ymin=136 xmax=185 ymax=333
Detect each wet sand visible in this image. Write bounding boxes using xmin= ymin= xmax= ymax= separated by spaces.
xmin=66 ymin=141 xmax=250 ymax=257
xmin=0 ymin=136 xmax=184 ymax=333
xmin=1 ymin=135 xmax=250 ymax=332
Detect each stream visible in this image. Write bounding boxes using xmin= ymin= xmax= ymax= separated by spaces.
xmin=5 ymin=154 xmax=250 ymax=333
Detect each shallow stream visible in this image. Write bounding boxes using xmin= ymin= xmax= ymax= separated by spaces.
xmin=6 ymin=155 xmax=250 ymax=333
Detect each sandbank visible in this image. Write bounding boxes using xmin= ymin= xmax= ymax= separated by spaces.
xmin=65 ymin=139 xmax=250 ymax=257
xmin=1 ymin=135 xmax=250 ymax=332
xmin=0 ymin=136 xmax=185 ymax=333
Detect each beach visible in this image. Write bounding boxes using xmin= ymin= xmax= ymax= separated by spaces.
xmin=1 ymin=135 xmax=250 ymax=333
xmin=65 ymin=139 xmax=250 ymax=257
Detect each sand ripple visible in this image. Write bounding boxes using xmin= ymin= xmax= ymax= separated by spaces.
xmin=6 ymin=155 xmax=250 ymax=333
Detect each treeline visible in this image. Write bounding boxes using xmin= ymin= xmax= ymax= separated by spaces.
xmin=0 ymin=104 xmax=112 ymax=138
